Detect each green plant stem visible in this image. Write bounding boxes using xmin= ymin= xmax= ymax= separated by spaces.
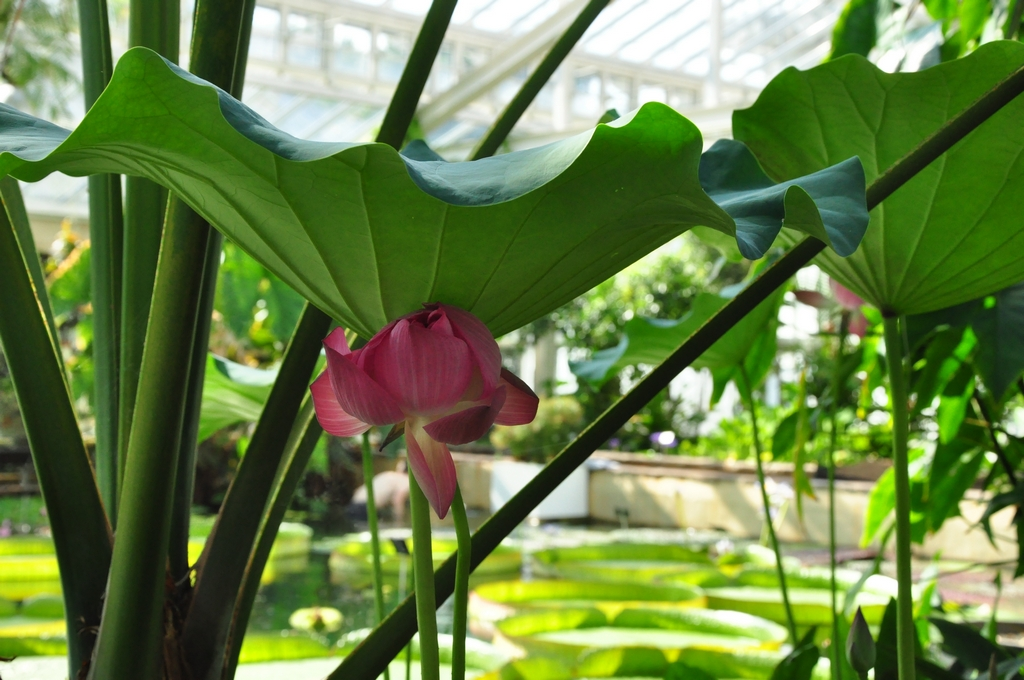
xmin=972 ymin=391 xmax=1017 ymax=483
xmin=89 ymin=1 xmax=254 ymax=676
xmin=1006 ymin=0 xmax=1024 ymax=39
xmin=0 ymin=179 xmax=112 ymax=678
xmin=450 ymin=485 xmax=471 ymax=680
xmin=0 ymin=179 xmax=59 ymax=359
xmin=77 ymin=0 xmax=122 ymax=519
xmin=332 ymin=34 xmax=1024 ymax=680
xmin=118 ymin=0 xmax=180 ymax=500
xmin=738 ymin=365 xmax=797 ymax=644
xmin=221 ymin=396 xmax=324 ymax=680
xmin=88 ymin=199 xmax=210 ymax=680
xmin=182 ymin=302 xmax=330 ymax=680
xmin=187 ymin=0 xmax=457 ymax=671
xmin=409 ymin=470 xmax=440 ymax=680
xmin=169 ymin=238 xmax=219 ymax=583
xmin=405 ymin=556 xmax=414 ymax=680
xmin=377 ymin=0 xmax=456 ymax=147
xmin=470 ymin=0 xmax=612 ymax=160
xmin=883 ymin=316 xmax=915 ymax=680
xmin=169 ymin=0 xmax=256 ymax=587
xmin=828 ymin=314 xmax=849 ymax=680
xmin=362 ymin=431 xmax=391 ymax=680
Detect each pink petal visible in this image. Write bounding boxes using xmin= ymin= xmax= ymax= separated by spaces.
xmin=792 ymin=290 xmax=830 ymax=309
xmin=350 ymin=319 xmax=399 ymax=371
xmin=830 ymin=278 xmax=864 ymax=312
xmin=406 ymin=422 xmax=457 ymax=518
xmin=373 ymin=319 xmax=473 ymax=416
xmin=310 ymin=372 xmax=370 ymax=437
xmin=424 ymin=387 xmax=506 ymax=445
xmin=325 ymin=345 xmax=405 ymax=426
xmin=431 ymin=304 xmax=501 ymax=395
xmin=849 ymin=312 xmax=868 ymax=338
xmin=493 ymin=369 xmax=539 ymax=426
xmin=323 ymin=327 xmax=351 ymax=355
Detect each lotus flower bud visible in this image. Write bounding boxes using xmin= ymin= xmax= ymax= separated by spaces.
xmin=846 ymin=606 xmax=876 ymax=676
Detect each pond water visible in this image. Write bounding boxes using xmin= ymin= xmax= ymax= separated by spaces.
xmin=0 ymin=519 xmax=1018 ymax=680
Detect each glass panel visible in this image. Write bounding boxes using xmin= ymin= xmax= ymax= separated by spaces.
xmin=571 ymin=72 xmax=601 ymax=119
xmin=604 ymin=75 xmax=632 ymax=113
xmin=668 ymin=88 xmax=697 ymax=109
xmin=376 ymin=31 xmax=412 ymax=83
xmin=331 ymin=23 xmax=372 ymax=76
xmin=637 ymin=83 xmax=667 ymax=104
xmin=429 ymin=42 xmax=457 ymax=93
xmin=461 ymin=46 xmax=490 ymax=74
xmin=286 ymin=12 xmax=323 ymax=68
xmin=249 ymin=5 xmax=281 ymax=61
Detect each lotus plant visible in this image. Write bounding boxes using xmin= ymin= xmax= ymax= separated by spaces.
xmin=310 ymin=302 xmax=538 ymax=680
xmin=311 ymin=302 xmax=538 ymax=517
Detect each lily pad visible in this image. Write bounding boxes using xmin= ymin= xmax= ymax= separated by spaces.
xmin=236 ymin=631 xmax=333 ymax=664
xmin=329 ymin=534 xmax=521 ymax=588
xmin=675 ymin=647 xmax=831 ymax=680
xmin=339 ymin=629 xmax=509 ymax=673
xmin=532 ymin=544 xmax=712 ymax=576
xmin=704 ymin=586 xmax=891 ymax=626
xmin=733 ymin=565 xmax=899 ymax=600
xmin=0 ymin=555 xmax=59 ymax=582
xmin=19 ymin=595 xmax=64 ymax=619
xmin=0 ymin=617 xmax=67 ymax=658
xmin=494 ymin=607 xmax=786 ymax=665
xmin=733 ymin=40 xmax=1024 ymax=315
xmin=573 ymin=564 xmax=730 ymax=589
xmin=0 ymin=537 xmax=54 ymax=556
xmin=188 ymin=521 xmax=312 ymax=585
xmin=0 ymin=48 xmax=866 ymax=338
xmin=0 ymin=581 xmax=61 ymax=602
xmin=486 ymin=644 xmax=827 ymax=680
xmin=470 ymin=579 xmax=705 ymax=638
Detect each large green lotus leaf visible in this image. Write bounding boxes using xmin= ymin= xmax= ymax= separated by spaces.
xmin=0 ymin=48 xmax=867 ymax=338
xmin=906 ymin=281 xmax=1024 ymax=401
xmin=732 ymin=40 xmax=1024 ymax=315
xmin=569 ymin=287 xmax=784 ymax=384
xmin=197 ymin=354 xmax=276 ymax=442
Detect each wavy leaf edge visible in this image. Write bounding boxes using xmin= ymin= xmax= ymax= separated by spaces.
xmin=0 ymin=47 xmax=869 ymax=337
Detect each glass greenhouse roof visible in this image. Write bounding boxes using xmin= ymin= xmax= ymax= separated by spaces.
xmin=22 ymin=0 xmax=850 ymax=241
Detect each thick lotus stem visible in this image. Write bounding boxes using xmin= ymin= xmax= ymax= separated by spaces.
xmin=361 ymin=432 xmax=390 ymax=680
xmin=451 ymin=485 xmax=471 ymax=680
xmin=882 ymin=315 xmax=915 ymax=680
xmin=409 ymin=468 xmax=440 ymax=680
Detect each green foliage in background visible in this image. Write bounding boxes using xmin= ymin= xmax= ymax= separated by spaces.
xmin=490 ymin=397 xmax=585 ymax=464
xmin=214 ymin=241 xmax=304 ymax=362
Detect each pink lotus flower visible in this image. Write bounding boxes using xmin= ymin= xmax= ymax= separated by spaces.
xmin=830 ymin=279 xmax=868 ymax=338
xmin=310 ymin=303 xmax=539 ymax=518
xmin=792 ymin=281 xmax=868 ymax=338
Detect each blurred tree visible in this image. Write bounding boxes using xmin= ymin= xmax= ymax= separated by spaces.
xmin=0 ymin=0 xmax=77 ymax=118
